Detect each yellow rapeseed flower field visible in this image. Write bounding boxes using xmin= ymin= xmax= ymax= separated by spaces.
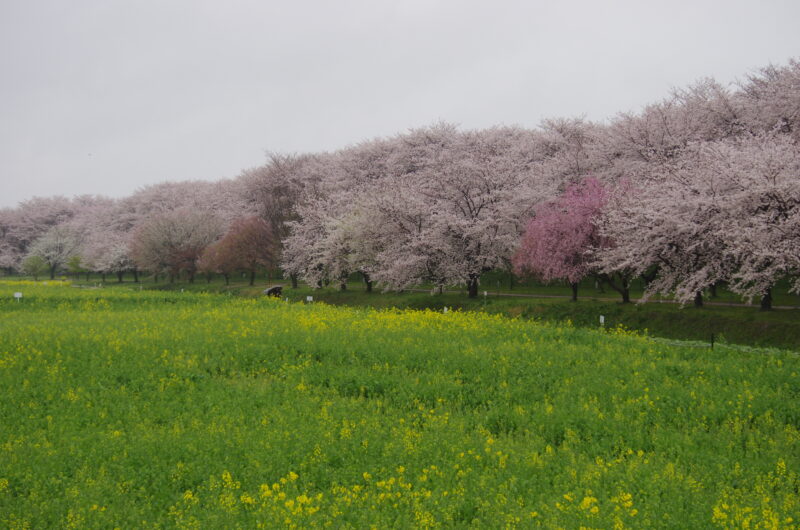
xmin=0 ymin=281 xmax=798 ymax=528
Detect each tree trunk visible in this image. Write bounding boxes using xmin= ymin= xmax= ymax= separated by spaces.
xmin=49 ymin=265 xmax=56 ymax=280
xmin=117 ymin=271 xmax=123 ymax=283
xmin=603 ymin=273 xmax=631 ymax=303
xmin=709 ymin=282 xmax=717 ymax=298
xmin=102 ymin=273 xmax=107 ymax=282
xmin=188 ymin=271 xmax=195 ymax=284
xmin=339 ymin=281 xmax=347 ymax=291
xmin=570 ymin=282 xmax=578 ymax=302
xmin=249 ymin=269 xmax=255 ymax=286
xmin=467 ymin=274 xmax=479 ymax=298
xmin=133 ymin=269 xmax=139 ymax=283
xmin=694 ymin=291 xmax=703 ymax=308
xmin=363 ymin=272 xmax=373 ymax=293
xmin=154 ymin=273 xmax=159 ymax=284
xmin=290 ymin=274 xmax=298 ymax=289
xmin=224 ymin=274 xmax=230 ymax=286
xmin=594 ymin=277 xmax=605 ymax=293
xmin=509 ymin=272 xmax=515 ymax=290
xmin=760 ymin=288 xmax=772 ymax=311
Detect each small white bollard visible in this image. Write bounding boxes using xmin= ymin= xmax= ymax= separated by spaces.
xmin=443 ymin=306 xmax=448 ymax=314
xmin=599 ymin=315 xmax=605 ymax=327
xmin=14 ymin=292 xmax=22 ymax=302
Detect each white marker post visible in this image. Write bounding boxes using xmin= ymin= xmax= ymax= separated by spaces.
xmin=306 ymin=296 xmax=313 ymax=303
xmin=599 ymin=315 xmax=605 ymax=327
xmin=14 ymin=292 xmax=22 ymax=302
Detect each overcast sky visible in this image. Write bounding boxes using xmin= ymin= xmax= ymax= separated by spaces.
xmin=1 ymin=0 xmax=799 ymax=208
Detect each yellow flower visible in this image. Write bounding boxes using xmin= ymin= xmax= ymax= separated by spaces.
xmin=240 ymin=493 xmax=255 ymax=505
xmin=580 ymin=496 xmax=598 ymax=510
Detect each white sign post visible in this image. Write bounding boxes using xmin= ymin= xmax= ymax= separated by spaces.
xmin=306 ymin=296 xmax=313 ymax=303
xmin=599 ymin=315 xmax=605 ymax=327
xmin=14 ymin=292 xmax=22 ymax=302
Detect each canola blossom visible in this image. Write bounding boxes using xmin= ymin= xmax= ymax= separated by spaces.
xmin=0 ymin=282 xmax=798 ymax=528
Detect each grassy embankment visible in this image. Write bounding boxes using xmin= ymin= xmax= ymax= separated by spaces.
xmin=1 ymin=281 xmax=798 ymax=527
xmin=121 ymin=271 xmax=800 ymax=352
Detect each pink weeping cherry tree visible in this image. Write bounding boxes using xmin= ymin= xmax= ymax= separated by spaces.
xmin=513 ymin=177 xmax=611 ymax=302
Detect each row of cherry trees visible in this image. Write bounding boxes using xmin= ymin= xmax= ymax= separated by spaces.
xmin=1 ymin=59 xmax=798 ymax=307
xmin=275 ymin=60 xmax=799 ymax=308
xmin=0 ymin=181 xmax=275 ymax=283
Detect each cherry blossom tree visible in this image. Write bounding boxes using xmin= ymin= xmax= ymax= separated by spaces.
xmin=243 ymin=153 xmax=336 ymax=288
xmin=83 ymin=231 xmax=137 ymax=282
xmin=197 ymin=239 xmax=237 ymax=285
xmin=0 ymin=208 xmax=17 ymax=274
xmin=26 ymin=225 xmax=81 ymax=279
xmin=595 ymin=78 xmax=743 ymax=185
xmin=366 ymin=124 xmax=543 ymax=297
xmin=514 ymin=177 xmax=608 ymax=301
xmin=212 ymin=216 xmax=277 ymax=286
xmin=131 ymin=209 xmax=223 ymax=282
xmin=109 ymin=181 xmax=247 ymax=240
xmin=0 ymin=196 xmax=79 ymax=271
xmin=238 ymin=154 xmax=316 ymax=237
xmin=716 ymin=133 xmax=800 ymax=309
xmin=597 ymin=132 xmax=799 ymax=309
xmin=596 ymin=171 xmax=729 ymax=307
xmin=537 ymin=118 xmax=604 ymax=185
xmin=283 ymin=194 xmax=352 ymax=290
xmin=738 ymin=59 xmax=800 ymax=141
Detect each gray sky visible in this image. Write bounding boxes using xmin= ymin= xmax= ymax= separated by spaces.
xmin=1 ymin=0 xmax=799 ymax=208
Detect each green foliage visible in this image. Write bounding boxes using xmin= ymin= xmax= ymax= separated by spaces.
xmin=66 ymin=255 xmax=87 ymax=276
xmin=20 ymin=255 xmax=48 ymax=281
xmin=1 ymin=282 xmax=797 ymax=527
